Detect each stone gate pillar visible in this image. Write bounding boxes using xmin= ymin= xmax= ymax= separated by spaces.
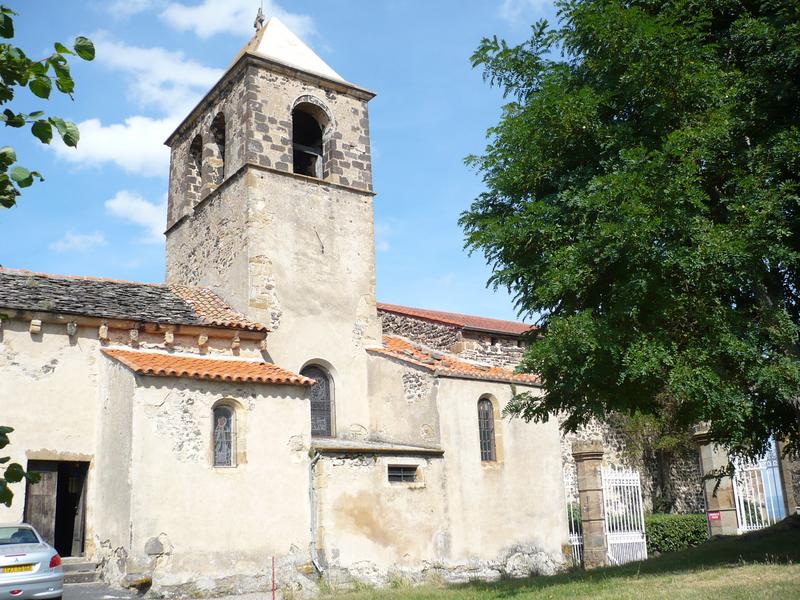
xmin=572 ymin=440 xmax=606 ymax=569
xmin=693 ymin=426 xmax=739 ymax=535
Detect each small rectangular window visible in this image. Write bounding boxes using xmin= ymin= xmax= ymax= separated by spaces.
xmin=388 ymin=465 xmax=417 ymax=483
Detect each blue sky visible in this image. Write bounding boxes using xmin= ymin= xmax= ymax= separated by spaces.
xmin=1 ymin=0 xmax=556 ymax=322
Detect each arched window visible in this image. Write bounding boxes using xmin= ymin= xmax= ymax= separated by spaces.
xmin=478 ymin=398 xmax=496 ymax=461
xmin=187 ymin=134 xmax=203 ymax=203
xmin=210 ymin=113 xmax=226 ymax=183
xmin=212 ymin=404 xmax=236 ymax=467
xmin=301 ymin=365 xmax=333 ymax=437
xmin=292 ymin=104 xmax=326 ymax=179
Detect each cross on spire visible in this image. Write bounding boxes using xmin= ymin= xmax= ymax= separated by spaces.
xmin=254 ymin=5 xmax=265 ymax=31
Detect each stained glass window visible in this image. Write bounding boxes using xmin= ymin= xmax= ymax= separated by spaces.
xmin=302 ymin=366 xmax=332 ymax=437
xmin=213 ymin=405 xmax=235 ymax=467
xmin=478 ymin=398 xmax=496 ymax=461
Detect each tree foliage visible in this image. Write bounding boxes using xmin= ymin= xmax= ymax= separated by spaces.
xmin=0 ymin=426 xmax=39 ymax=507
xmin=0 ymin=5 xmax=94 ymax=208
xmin=462 ymin=0 xmax=800 ymax=459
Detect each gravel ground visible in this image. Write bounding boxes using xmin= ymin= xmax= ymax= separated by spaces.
xmin=63 ymin=583 xmax=281 ymax=600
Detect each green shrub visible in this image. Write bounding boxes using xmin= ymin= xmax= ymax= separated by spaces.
xmin=645 ymin=513 xmax=708 ymax=555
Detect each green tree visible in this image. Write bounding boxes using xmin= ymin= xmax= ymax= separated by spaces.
xmin=0 ymin=6 xmax=94 ymax=505
xmin=0 ymin=5 xmax=94 ymax=208
xmin=462 ymin=0 xmax=800 ymax=460
xmin=0 ymin=427 xmax=38 ymax=507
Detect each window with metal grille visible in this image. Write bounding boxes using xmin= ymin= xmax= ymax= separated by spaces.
xmin=478 ymin=398 xmax=497 ymax=461
xmin=301 ymin=365 xmax=333 ymax=437
xmin=213 ymin=405 xmax=235 ymax=467
xmin=388 ymin=465 xmax=417 ymax=483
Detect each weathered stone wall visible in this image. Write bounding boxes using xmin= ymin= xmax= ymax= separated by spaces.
xmin=166 ymin=57 xmax=381 ymax=450
xmin=436 ymin=377 xmax=567 ymax=563
xmin=559 ymin=419 xmax=704 ymax=513
xmin=0 ymin=314 xmax=289 ymax=596
xmin=377 ymin=311 xmax=525 ymax=369
xmin=379 ymin=312 xmax=460 ymax=353
xmin=167 ymin=70 xmax=249 ymax=228
xmin=321 ymin=363 xmax=567 ymax=584
xmin=165 ymin=170 xmax=250 ymax=316
xmin=367 ymin=355 xmax=440 ymax=447
xmin=456 ymin=332 xmax=526 ymax=369
xmin=376 ymin=312 xmax=706 ymax=514
xmin=127 ymin=377 xmax=313 ymax=597
xmin=244 ymin=64 xmax=373 ymax=192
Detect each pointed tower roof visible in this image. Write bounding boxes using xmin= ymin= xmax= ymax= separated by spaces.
xmin=234 ymin=17 xmax=345 ymax=83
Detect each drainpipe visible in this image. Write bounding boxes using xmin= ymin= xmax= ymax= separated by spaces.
xmin=308 ymin=452 xmax=324 ymax=574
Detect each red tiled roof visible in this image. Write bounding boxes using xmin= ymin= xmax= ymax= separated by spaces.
xmin=368 ymin=336 xmax=539 ymax=385
xmin=377 ymin=303 xmax=534 ymax=336
xmin=102 ymin=349 xmax=313 ymax=386
xmin=170 ymin=286 xmax=267 ymax=332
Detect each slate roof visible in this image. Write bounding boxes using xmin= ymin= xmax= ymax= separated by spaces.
xmin=368 ymin=335 xmax=539 ymax=386
xmin=0 ymin=268 xmax=267 ymax=332
xmin=377 ymin=303 xmax=534 ymax=336
xmin=103 ymin=348 xmax=313 ymax=386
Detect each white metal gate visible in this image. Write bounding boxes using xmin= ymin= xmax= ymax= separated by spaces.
xmin=601 ymin=467 xmax=648 ymax=565
xmin=732 ymin=438 xmax=786 ymax=533
xmin=564 ymin=468 xmax=583 ymax=567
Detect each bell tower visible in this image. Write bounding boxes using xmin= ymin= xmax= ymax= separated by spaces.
xmin=164 ymin=17 xmax=380 ymax=431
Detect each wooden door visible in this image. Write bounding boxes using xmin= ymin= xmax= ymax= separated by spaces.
xmin=23 ymin=461 xmax=57 ymax=545
xmin=69 ymin=464 xmax=88 ymax=556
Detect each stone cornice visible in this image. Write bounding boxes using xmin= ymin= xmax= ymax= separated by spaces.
xmin=165 ymin=161 xmax=376 ymax=235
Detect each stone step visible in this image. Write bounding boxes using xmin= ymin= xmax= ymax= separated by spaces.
xmin=61 ymin=558 xmax=99 ymax=584
xmin=64 ymin=569 xmax=99 ymax=584
xmin=61 ymin=558 xmax=98 ymax=573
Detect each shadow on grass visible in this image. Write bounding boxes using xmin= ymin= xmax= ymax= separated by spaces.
xmin=455 ymin=515 xmax=800 ymax=598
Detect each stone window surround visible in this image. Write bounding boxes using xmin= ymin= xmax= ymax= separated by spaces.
xmin=301 ymin=359 xmax=337 ymax=439
xmin=478 ymin=394 xmax=505 ymax=467
xmin=291 ymin=94 xmax=335 ymax=181
xmin=383 ymin=456 xmax=426 ymax=489
xmin=211 ymin=398 xmax=242 ymax=469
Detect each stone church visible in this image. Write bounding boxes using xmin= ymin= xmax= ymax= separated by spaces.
xmin=0 ymin=17 xmax=568 ymax=596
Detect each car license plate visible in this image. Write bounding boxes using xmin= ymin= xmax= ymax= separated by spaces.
xmin=2 ymin=564 xmax=33 ymax=573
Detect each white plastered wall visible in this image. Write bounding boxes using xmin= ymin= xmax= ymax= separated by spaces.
xmin=126 ymin=376 xmax=312 ymax=586
xmin=437 ymin=377 xmax=568 ymax=561
xmin=0 ymin=321 xmax=101 ymax=550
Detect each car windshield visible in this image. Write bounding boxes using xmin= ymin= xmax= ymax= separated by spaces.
xmin=0 ymin=526 xmax=39 ymax=545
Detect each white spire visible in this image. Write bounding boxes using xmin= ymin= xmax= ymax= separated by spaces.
xmin=241 ymin=16 xmax=345 ymax=83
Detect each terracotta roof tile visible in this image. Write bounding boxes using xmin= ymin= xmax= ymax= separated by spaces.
xmin=377 ymin=303 xmax=534 ymax=336
xmin=0 ymin=268 xmax=268 ymax=333
xmin=170 ymin=286 xmax=267 ymax=332
xmin=103 ymin=348 xmax=312 ymax=386
xmin=368 ymin=335 xmax=539 ymax=385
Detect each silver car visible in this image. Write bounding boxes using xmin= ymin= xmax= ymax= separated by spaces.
xmin=0 ymin=524 xmax=63 ymax=599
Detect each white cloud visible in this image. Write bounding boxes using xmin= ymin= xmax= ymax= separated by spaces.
xmin=49 ymin=231 xmax=107 ymax=253
xmin=105 ymin=190 xmax=167 ymax=243
xmin=161 ymin=0 xmax=314 ymax=40
xmin=49 ymin=34 xmax=223 ymax=177
xmin=93 ymin=33 xmax=223 ymax=116
xmin=51 ymin=116 xmax=176 ymax=177
xmin=499 ymin=0 xmax=552 ymax=22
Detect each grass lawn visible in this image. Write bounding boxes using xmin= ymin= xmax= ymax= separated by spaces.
xmin=327 ymin=515 xmax=800 ymax=599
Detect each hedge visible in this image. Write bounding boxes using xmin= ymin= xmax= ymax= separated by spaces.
xmin=645 ymin=513 xmax=708 ymax=555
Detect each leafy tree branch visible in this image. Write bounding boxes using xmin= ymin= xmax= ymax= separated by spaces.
xmin=0 ymin=5 xmax=94 ymax=208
